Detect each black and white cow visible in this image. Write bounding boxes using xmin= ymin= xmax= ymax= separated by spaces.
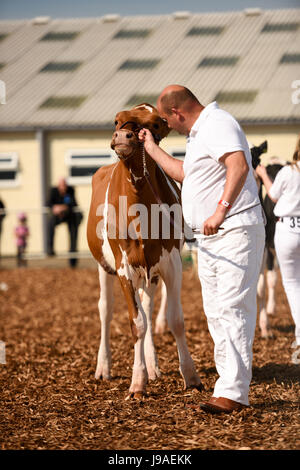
xmin=257 ymin=159 xmax=285 ymax=338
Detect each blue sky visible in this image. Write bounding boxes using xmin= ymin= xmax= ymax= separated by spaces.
xmin=1 ymin=0 xmax=299 ymax=20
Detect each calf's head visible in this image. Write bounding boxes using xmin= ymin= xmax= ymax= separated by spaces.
xmin=111 ymin=103 xmax=169 ymax=160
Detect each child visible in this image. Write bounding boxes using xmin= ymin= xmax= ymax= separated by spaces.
xmin=15 ymin=212 xmax=29 ymax=267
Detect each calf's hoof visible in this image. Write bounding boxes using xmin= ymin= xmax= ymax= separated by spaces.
xmin=260 ymin=329 xmax=273 ymax=339
xmin=154 ymin=322 xmax=167 ymax=335
xmin=95 ymin=373 xmax=111 ymax=380
xmin=125 ymin=391 xmax=145 ymax=401
xmin=95 ymin=365 xmax=111 ymax=380
xmin=185 ymin=381 xmax=205 ymax=392
xmin=146 ymin=366 xmax=161 ymax=381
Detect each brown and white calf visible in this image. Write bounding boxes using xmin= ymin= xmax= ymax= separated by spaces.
xmin=87 ymin=103 xmax=202 ymax=399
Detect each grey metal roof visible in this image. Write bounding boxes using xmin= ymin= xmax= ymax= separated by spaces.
xmin=0 ymin=8 xmax=299 ymax=130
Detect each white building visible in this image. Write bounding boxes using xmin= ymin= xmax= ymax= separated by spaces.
xmin=0 ymin=8 xmax=299 ymax=256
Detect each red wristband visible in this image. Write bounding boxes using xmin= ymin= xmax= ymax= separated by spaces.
xmin=218 ymin=199 xmax=232 ymax=209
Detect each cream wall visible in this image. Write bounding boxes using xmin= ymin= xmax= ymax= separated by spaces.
xmin=243 ymin=125 xmax=299 ymax=165
xmin=0 ymin=125 xmax=298 ymax=257
xmin=0 ymin=132 xmax=42 ymax=256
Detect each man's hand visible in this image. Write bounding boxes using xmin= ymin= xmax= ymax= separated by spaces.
xmin=138 ymin=127 xmax=184 ymax=183
xmin=255 ymin=164 xmax=277 ymax=202
xmin=255 ymin=164 xmax=268 ymax=180
xmin=138 ymin=128 xmax=157 ymax=154
xmin=203 ymin=206 xmax=226 ymax=236
xmin=52 ymin=204 xmax=68 ymax=217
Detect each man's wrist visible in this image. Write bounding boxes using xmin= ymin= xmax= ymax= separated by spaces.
xmin=215 ymin=204 xmax=227 ymax=222
xmin=146 ymin=140 xmax=158 ymax=156
xmin=218 ymin=199 xmax=232 ymax=210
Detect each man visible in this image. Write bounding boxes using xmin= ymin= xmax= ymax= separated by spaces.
xmin=47 ymin=177 xmax=82 ymax=267
xmin=139 ymin=85 xmax=265 ymax=414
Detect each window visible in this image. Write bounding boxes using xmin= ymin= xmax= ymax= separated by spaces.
xmin=280 ymin=53 xmax=300 ymax=64
xmin=261 ymin=23 xmax=299 ymax=33
xmin=170 ymin=149 xmax=185 ymax=160
xmin=0 ymin=153 xmax=19 ymax=187
xmin=40 ymin=62 xmax=82 ymax=72
xmin=113 ymin=29 xmax=151 ymax=39
xmin=65 ymin=150 xmax=117 ymax=184
xmin=198 ymin=56 xmax=239 ymax=67
xmin=40 ymin=31 xmax=80 ymax=41
xmin=215 ymin=90 xmax=258 ymax=104
xmin=186 ymin=26 xmax=224 ymax=36
xmin=39 ymin=96 xmax=87 ymax=109
xmin=118 ymin=59 xmax=160 ymax=70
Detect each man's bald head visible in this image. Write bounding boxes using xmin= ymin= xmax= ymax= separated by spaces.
xmin=158 ymin=85 xmax=200 ymax=115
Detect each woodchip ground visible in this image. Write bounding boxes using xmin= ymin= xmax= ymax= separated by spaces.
xmin=0 ymin=260 xmax=299 ymax=450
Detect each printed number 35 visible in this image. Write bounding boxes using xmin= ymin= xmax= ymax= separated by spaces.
xmin=290 ymin=217 xmax=300 ymax=228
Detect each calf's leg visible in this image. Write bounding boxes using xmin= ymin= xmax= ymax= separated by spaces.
xmin=159 ymin=248 xmax=203 ymax=391
xmin=257 ymin=249 xmax=273 ymax=338
xmin=118 ymin=274 xmax=148 ymax=399
xmin=154 ymin=280 xmax=168 ymax=334
xmin=139 ymin=281 xmax=161 ymax=380
xmin=95 ymin=264 xmax=114 ymax=380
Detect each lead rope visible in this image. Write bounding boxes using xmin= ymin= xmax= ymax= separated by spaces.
xmin=141 ymin=141 xmax=181 ymax=233
xmin=141 ymin=141 xmax=149 ymax=178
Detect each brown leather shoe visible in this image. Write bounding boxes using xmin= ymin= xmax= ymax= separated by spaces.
xmin=200 ymin=396 xmax=248 ymax=414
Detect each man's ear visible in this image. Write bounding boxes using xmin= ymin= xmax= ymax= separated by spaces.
xmin=171 ymin=107 xmax=184 ymax=120
xmin=172 ymin=107 xmax=185 ymax=122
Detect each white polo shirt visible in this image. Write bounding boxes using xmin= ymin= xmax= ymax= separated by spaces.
xmin=269 ymin=162 xmax=300 ymax=217
xmin=181 ymin=101 xmax=263 ymax=232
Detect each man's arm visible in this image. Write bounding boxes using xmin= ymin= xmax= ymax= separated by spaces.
xmin=66 ymin=186 xmax=78 ymax=208
xmin=203 ymin=151 xmax=249 ymax=236
xmin=255 ymin=165 xmax=278 ymax=203
xmin=138 ymin=128 xmax=184 ymax=183
xmin=47 ymin=188 xmax=56 ymax=208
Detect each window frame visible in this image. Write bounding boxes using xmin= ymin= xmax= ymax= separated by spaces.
xmin=65 ymin=149 xmax=117 ymax=185
xmin=0 ymin=152 xmax=20 ymax=188
xmin=113 ymin=29 xmax=151 ymax=39
xmin=169 ymin=148 xmax=186 ymax=161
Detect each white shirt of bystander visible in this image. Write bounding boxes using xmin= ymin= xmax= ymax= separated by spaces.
xmin=269 ymin=162 xmax=300 ymax=217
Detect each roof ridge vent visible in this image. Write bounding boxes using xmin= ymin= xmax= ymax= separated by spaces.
xmin=32 ymin=16 xmax=51 ymax=25
xmin=243 ymin=8 xmax=263 ymax=16
xmin=173 ymin=11 xmax=191 ymax=20
xmin=102 ymin=14 xmax=121 ymax=23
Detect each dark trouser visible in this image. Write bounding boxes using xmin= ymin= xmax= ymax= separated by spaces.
xmin=48 ymin=214 xmax=79 ymax=267
xmin=17 ymin=246 xmax=27 ymax=267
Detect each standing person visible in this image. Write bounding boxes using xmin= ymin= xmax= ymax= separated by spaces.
xmin=256 ymin=135 xmax=300 ymax=363
xmin=47 ymin=177 xmax=82 ymax=268
xmin=139 ymin=85 xmax=265 ymax=414
xmin=15 ymin=212 xmax=29 ymax=267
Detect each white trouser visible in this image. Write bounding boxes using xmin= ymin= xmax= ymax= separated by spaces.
xmin=274 ymin=221 xmax=300 ymax=346
xmin=197 ymin=224 xmax=265 ymax=405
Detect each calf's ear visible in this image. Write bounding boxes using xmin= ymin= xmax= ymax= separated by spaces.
xmin=158 ymin=119 xmax=170 ymax=140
